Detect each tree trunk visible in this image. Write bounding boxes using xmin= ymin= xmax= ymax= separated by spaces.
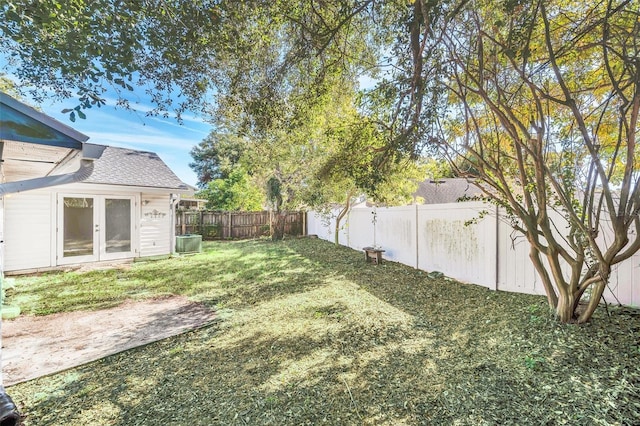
xmin=333 ymin=220 xmax=341 ymax=246
xmin=266 ymin=176 xmax=284 ymax=241
xmin=334 ymin=190 xmax=355 ymax=246
xmin=528 ymin=246 xmax=558 ymax=309
xmin=555 ymin=291 xmax=578 ymax=323
xmin=577 ymin=279 xmax=607 ymax=324
xmin=271 ymin=211 xmax=285 ymax=241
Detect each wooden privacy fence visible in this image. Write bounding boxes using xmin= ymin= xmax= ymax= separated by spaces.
xmin=176 ymin=210 xmax=305 ymax=240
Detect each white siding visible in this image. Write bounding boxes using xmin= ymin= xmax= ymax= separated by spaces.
xmin=2 ymin=183 xmax=176 ymax=272
xmin=0 ymin=197 xmax=4 ymax=273
xmin=140 ymin=193 xmax=172 ymax=257
xmin=4 ymin=190 xmax=53 ymax=271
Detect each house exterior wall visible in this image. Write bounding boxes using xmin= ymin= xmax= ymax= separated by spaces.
xmin=139 ymin=193 xmax=172 ymax=257
xmin=3 ymin=189 xmax=53 ymax=271
xmin=2 ymin=184 xmax=176 ymax=273
xmin=0 ymin=197 xmax=3 ymax=273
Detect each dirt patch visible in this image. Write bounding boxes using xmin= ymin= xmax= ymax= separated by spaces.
xmin=2 ymin=295 xmax=216 ymax=386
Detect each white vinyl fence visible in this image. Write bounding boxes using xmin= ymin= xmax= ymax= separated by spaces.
xmin=307 ymin=202 xmax=640 ymax=307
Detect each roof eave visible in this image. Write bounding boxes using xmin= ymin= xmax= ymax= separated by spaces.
xmin=0 ymin=92 xmax=89 ymax=148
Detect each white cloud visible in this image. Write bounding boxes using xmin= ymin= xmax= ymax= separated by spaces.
xmin=86 ymin=130 xmax=193 ymax=150
xmin=146 ymin=115 xmax=210 ymax=135
xmin=98 ymin=95 xmax=211 ymax=127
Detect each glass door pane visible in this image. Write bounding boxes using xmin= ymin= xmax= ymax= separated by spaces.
xmin=63 ymin=197 xmax=94 ymax=257
xmin=105 ymin=198 xmax=131 ymax=253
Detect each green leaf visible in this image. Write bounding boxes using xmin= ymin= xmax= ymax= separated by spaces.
xmin=77 ymin=110 xmax=86 ymax=119
xmin=69 ymin=111 xmax=76 ymax=122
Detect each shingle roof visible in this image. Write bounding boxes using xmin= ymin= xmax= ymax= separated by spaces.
xmin=82 ymin=144 xmax=188 ymax=190
xmin=414 ymin=178 xmax=483 ymax=204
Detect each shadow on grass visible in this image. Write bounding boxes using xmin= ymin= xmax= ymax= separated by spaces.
xmin=14 ymin=313 xmax=447 ymax=425
xmin=15 ymin=298 xmax=639 ymax=425
xmin=11 ymin=240 xmax=329 ymax=315
xmin=9 ymin=238 xmax=640 ymax=425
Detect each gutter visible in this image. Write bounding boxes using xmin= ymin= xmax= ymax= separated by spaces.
xmin=0 ymin=143 xmax=100 ymax=196
xmin=0 ymin=158 xmax=94 ymax=196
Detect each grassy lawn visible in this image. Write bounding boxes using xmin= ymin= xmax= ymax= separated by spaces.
xmin=6 ymin=238 xmax=640 ymax=425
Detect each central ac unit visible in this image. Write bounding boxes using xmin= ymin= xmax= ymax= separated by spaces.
xmin=175 ymin=234 xmax=202 ymax=253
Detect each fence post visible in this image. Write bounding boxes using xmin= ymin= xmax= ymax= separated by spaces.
xmin=228 ymin=211 xmax=232 ymax=239
xmin=494 ymin=204 xmax=500 ymax=291
xmin=302 ymin=211 xmax=306 ymax=236
xmin=415 ymin=203 xmax=419 ymax=270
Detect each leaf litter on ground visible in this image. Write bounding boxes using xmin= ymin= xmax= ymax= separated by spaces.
xmin=7 ymin=238 xmax=640 ymax=425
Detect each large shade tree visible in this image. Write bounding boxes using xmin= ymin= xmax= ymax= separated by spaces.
xmin=214 ymin=77 xmax=424 ymax=241
xmin=192 ymin=77 xmax=425 ymax=242
xmin=189 ymin=132 xmax=246 ymax=187
xmin=2 ymin=0 xmax=384 ymax=119
xmin=4 ymin=0 xmax=638 ymax=322
xmin=1 ymin=0 xmax=228 ymax=119
xmin=278 ymin=0 xmax=640 ymax=323
xmin=389 ymin=0 xmax=640 ymax=323
xmin=196 ymin=167 xmax=264 ymax=212
xmin=317 ymin=109 xmax=426 ymax=245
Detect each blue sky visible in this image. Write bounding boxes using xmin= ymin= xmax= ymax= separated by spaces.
xmin=38 ymin=94 xmax=211 ymax=187
xmin=5 ymin=74 xmax=376 ymax=189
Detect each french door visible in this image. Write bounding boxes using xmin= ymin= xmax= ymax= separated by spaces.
xmin=58 ymin=194 xmax=135 ymax=264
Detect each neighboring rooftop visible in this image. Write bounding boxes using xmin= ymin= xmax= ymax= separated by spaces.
xmin=83 ymin=144 xmax=189 ymax=190
xmin=414 ymin=178 xmax=483 ymax=204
